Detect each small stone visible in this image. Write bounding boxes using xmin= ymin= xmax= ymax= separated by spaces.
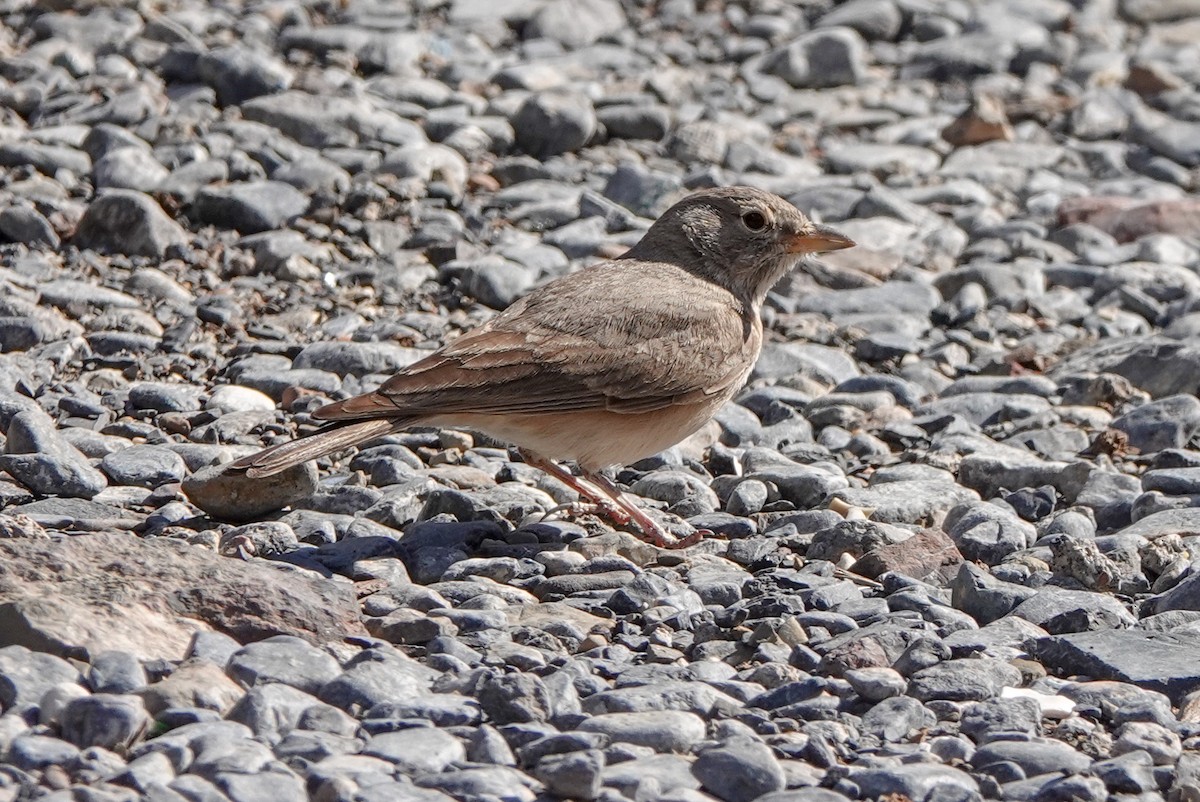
xmin=226 ymin=636 xmax=342 ymax=695
xmin=192 ymin=181 xmax=309 ymax=234
xmin=512 ymin=91 xmax=597 ymax=159
xmin=577 ymin=711 xmax=706 ymax=752
xmin=692 ymin=738 xmax=786 ymax=802
xmin=763 ymin=28 xmax=868 ymax=88
xmin=100 ymin=446 xmax=187 ymax=488
xmin=182 ymin=461 xmax=318 ymax=523
xmin=941 ymin=94 xmax=1013 ymax=147
xmin=60 ymin=694 xmax=149 ymax=751
xmin=534 ymin=748 xmax=605 ymax=800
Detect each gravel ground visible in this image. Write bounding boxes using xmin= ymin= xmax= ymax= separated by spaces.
xmin=2 ymin=0 xmax=1200 ymax=800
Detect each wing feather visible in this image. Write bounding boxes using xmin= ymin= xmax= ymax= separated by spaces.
xmin=315 ymin=261 xmax=759 ymax=423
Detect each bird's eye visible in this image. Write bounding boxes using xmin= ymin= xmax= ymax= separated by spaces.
xmin=742 ymin=211 xmax=767 ymax=231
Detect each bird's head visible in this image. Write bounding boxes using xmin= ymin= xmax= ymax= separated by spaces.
xmin=627 ymin=186 xmax=855 ymax=305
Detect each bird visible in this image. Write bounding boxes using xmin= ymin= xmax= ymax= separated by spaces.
xmin=229 ymin=186 xmax=854 ymax=547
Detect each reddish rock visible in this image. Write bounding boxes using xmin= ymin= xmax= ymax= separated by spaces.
xmin=854 ymin=528 xmax=963 ymax=582
xmin=1057 ymin=197 xmax=1200 ymax=243
xmin=0 ymin=533 xmax=364 ymax=660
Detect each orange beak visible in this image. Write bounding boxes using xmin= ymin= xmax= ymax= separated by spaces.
xmin=785 ymin=223 xmax=856 ymax=254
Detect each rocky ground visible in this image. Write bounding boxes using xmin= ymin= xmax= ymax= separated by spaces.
xmin=1 ymin=0 xmax=1200 ymax=800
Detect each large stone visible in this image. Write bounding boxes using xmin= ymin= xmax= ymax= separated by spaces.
xmin=183 ymin=461 xmax=318 ymax=523
xmin=853 ymin=528 xmax=963 ymax=582
xmin=0 ymin=534 xmax=363 ymax=661
xmin=73 ymin=190 xmax=188 ymax=257
xmin=1029 ymin=630 xmax=1200 ymax=704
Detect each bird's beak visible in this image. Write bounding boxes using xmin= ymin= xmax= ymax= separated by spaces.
xmin=784 ymin=224 xmax=856 ymax=254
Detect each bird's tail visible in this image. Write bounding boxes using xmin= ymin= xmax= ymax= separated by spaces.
xmin=228 ymin=418 xmax=408 ymax=478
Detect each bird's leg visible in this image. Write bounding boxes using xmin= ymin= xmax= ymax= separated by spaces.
xmin=580 ymin=470 xmax=704 ymax=550
xmin=518 ymin=450 xmax=634 ymax=527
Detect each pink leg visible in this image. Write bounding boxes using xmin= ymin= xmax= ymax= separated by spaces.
xmin=582 ymin=469 xmax=704 ymax=549
xmin=519 ymin=450 xmax=702 ymax=548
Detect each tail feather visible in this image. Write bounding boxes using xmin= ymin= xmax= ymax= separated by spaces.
xmin=229 ymin=418 xmax=408 ymax=478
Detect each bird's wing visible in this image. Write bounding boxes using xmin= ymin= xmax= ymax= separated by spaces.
xmin=315 ymin=261 xmax=759 ymax=422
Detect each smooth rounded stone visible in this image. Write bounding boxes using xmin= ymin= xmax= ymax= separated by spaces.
xmin=577 ymin=711 xmax=705 ymax=753
xmin=512 ymin=91 xmax=596 ymax=159
xmin=0 ymin=645 xmax=84 ymax=710
xmin=92 ymin=147 xmax=169 ymax=192
xmin=112 ymin=750 xmax=174 ymax=791
xmin=138 ymin=661 xmax=245 ymax=716
xmin=972 ymin=738 xmax=1092 ymax=777
xmin=227 ymin=682 xmax=351 ymax=745
xmin=1009 ymin=587 xmax=1137 ymax=634
xmin=817 ymin=0 xmax=902 ymax=40
xmin=534 ymin=748 xmax=604 ymax=800
xmin=597 ymin=104 xmax=672 ymax=142
xmin=415 ymin=766 xmax=537 ymax=802
xmin=226 ymin=636 xmax=341 ymax=695
xmin=72 ymin=190 xmax=188 ymax=258
xmin=39 ymin=682 xmax=90 ymax=727
xmin=860 ymin=696 xmax=935 ymax=741
xmin=0 ymin=141 xmax=90 ymax=175
xmin=89 ymin=651 xmax=147 ymax=694
xmin=628 ymin=471 xmax=720 ymax=513
xmin=582 ymin=682 xmax=738 ymax=717
xmin=1112 ymin=395 xmax=1200 ymax=453
xmin=192 ymin=181 xmax=309 ymax=235
xmin=526 ymin=0 xmax=625 ymax=46
xmin=292 ymin=341 xmax=423 ymax=378
xmin=195 ymin=45 xmax=293 ymax=106
xmin=206 ymin=386 xmax=275 ymax=414
xmin=1113 ymin=721 xmax=1182 ymax=765
xmin=762 ymin=27 xmax=868 ymax=88
xmin=318 ymin=652 xmax=437 ymax=715
xmin=909 ymin=658 xmax=1022 ymax=702
xmin=844 ymin=667 xmax=906 ymax=702
xmin=99 ymin=445 xmax=187 ymax=488
xmin=602 ymin=753 xmax=700 ymax=798
xmin=186 ymin=631 xmax=243 ymax=668
xmin=6 ymin=734 xmax=81 ymax=770
xmin=1089 ymin=750 xmax=1158 ymax=796
xmin=182 ymin=461 xmax=318 ymax=523
xmin=216 ymin=769 xmax=307 ymax=802
xmin=831 ymin=481 xmax=978 ymax=525
xmin=60 ymin=694 xmax=149 ymax=751
xmin=0 ymin=203 xmax=59 ymax=246
xmin=851 ymin=763 xmax=978 ymax=801
xmin=943 ymin=502 xmax=1037 ymax=566
xmin=442 ymin=255 xmax=537 ymax=310
xmin=363 ymin=727 xmax=466 ymax=775
xmin=692 ymin=739 xmax=785 ymax=802
xmin=726 ymin=479 xmax=769 ymax=517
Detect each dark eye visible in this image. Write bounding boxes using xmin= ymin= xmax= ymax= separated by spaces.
xmin=742 ymin=211 xmax=767 ymax=231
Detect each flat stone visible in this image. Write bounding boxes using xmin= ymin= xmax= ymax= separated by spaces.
xmin=1029 ymin=629 xmax=1200 ymax=703
xmin=0 ymin=533 xmax=363 ymax=661
xmin=183 ymin=461 xmax=318 ymax=523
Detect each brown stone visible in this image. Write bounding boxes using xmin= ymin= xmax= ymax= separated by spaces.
xmin=941 ymin=94 xmax=1013 ymax=147
xmin=853 ymin=528 xmax=963 ymax=582
xmin=1057 ymin=197 xmax=1200 ymax=243
xmin=1124 ymin=62 xmax=1185 ymax=96
xmin=0 ymin=533 xmax=365 ymax=661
